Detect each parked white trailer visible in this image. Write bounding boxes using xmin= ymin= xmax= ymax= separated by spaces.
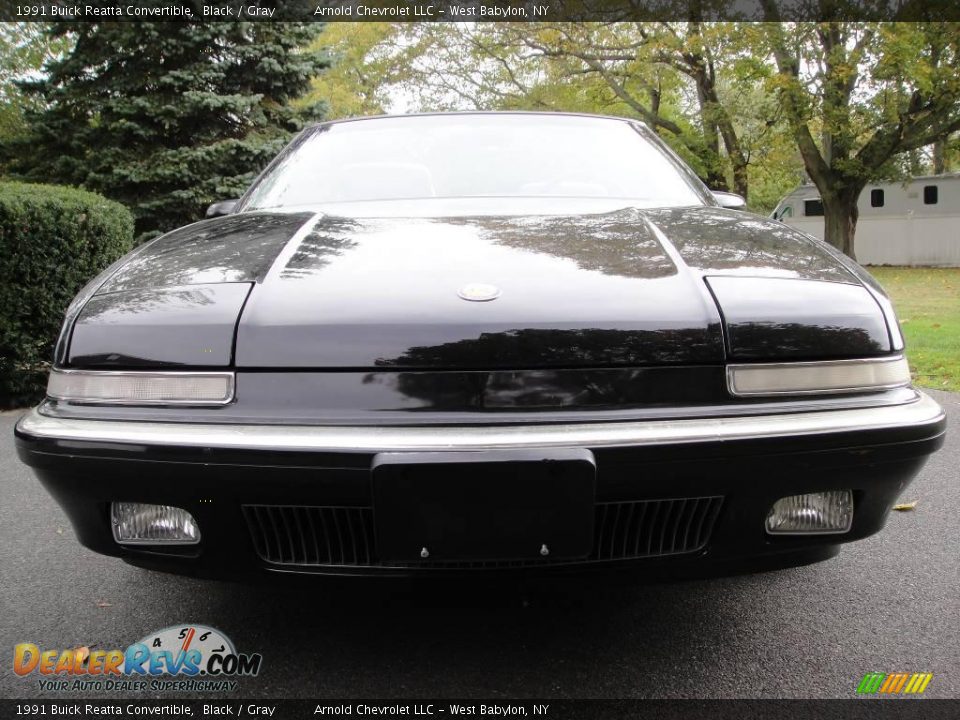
xmin=770 ymin=174 xmax=960 ymax=266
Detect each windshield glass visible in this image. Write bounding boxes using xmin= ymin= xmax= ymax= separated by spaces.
xmin=242 ymin=114 xmax=707 ymax=210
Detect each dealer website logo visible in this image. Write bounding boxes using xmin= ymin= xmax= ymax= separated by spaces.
xmin=13 ymin=624 xmax=262 ymax=692
xmin=856 ymin=672 xmax=933 ymax=695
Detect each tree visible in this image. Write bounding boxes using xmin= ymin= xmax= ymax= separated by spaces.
xmin=758 ymin=16 xmax=960 ymax=257
xmin=299 ymin=23 xmax=403 ymax=120
xmin=13 ymin=21 xmax=328 ymax=238
xmin=0 ymin=23 xmax=71 ymax=165
xmin=517 ymin=22 xmax=754 ymax=197
xmin=382 ymin=23 xmax=801 ymax=203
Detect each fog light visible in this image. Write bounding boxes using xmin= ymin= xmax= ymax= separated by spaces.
xmin=765 ymin=491 xmax=853 ymax=535
xmin=111 ymin=502 xmax=200 ymax=545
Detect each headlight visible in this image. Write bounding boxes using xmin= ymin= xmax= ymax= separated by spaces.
xmin=726 ymin=355 xmax=910 ymax=397
xmin=47 ymin=369 xmax=234 ymax=406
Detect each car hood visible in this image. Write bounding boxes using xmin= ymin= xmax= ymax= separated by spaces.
xmin=234 ymin=208 xmax=727 ymax=368
xmin=67 ymin=205 xmax=894 ymax=369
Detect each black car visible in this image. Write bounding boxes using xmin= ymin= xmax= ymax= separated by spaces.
xmin=15 ymin=112 xmax=945 ymax=579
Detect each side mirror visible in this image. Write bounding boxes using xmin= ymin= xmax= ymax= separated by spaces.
xmin=711 ymin=191 xmax=747 ymax=210
xmin=205 ymin=199 xmax=239 ymax=218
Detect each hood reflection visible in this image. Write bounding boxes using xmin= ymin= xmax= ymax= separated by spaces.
xmin=70 ymin=283 xmax=251 ymax=367
xmin=277 ymin=208 xmax=676 ymax=281
xmin=78 ymin=286 xmax=217 ymax=323
xmin=373 ymin=326 xmax=723 ymax=369
xmin=102 ymin=212 xmax=315 ymax=292
xmin=281 ymin=217 xmax=362 ymax=278
xmin=445 ymin=208 xmax=676 ymax=279
xmin=359 ymin=365 xmax=728 ymax=413
xmin=645 ymin=206 xmax=855 ymax=283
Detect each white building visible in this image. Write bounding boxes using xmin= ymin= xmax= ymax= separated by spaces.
xmin=771 ymin=174 xmax=960 ymax=266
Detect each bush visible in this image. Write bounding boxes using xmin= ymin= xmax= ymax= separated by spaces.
xmin=0 ymin=181 xmax=134 ymax=407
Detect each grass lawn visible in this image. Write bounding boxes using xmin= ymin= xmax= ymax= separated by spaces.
xmin=868 ymin=267 xmax=960 ymax=392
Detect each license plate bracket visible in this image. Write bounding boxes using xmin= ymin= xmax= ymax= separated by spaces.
xmin=372 ymin=449 xmax=595 ymax=564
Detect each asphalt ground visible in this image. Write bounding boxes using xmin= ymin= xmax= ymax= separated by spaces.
xmin=1 ymin=389 xmax=957 ymax=700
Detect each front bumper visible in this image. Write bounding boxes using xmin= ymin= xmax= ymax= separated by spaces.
xmin=15 ymin=392 xmax=946 ymax=579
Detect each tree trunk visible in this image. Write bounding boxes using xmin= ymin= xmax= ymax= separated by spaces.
xmin=933 ymin=138 xmax=946 ymax=174
xmin=696 ymin=82 xmax=727 ymax=192
xmin=713 ymin=104 xmax=749 ymax=198
xmin=822 ymin=190 xmax=860 ymax=260
xmin=730 ymin=155 xmax=748 ymax=199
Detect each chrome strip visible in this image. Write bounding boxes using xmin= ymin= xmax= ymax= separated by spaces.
xmin=47 ymin=369 xmax=235 ymax=407
xmin=726 ymin=355 xmax=910 ymax=397
xmin=17 ymin=392 xmax=944 ymax=453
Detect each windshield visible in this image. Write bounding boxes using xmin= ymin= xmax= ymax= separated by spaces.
xmin=242 ymin=114 xmax=708 ymax=210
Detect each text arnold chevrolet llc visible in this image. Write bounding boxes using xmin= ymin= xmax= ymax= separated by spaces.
xmin=314 ymin=705 xmax=549 ymax=717
xmin=313 ymin=4 xmax=550 ymax=18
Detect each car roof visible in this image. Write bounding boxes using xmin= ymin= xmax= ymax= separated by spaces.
xmin=309 ymin=110 xmax=646 ymax=131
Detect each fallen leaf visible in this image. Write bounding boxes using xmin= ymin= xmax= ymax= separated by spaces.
xmin=892 ymin=501 xmax=918 ymax=511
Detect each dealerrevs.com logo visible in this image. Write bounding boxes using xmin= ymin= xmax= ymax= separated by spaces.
xmin=14 ymin=624 xmax=262 ymax=692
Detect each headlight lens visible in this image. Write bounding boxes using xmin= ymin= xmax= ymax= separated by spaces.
xmin=47 ymin=369 xmax=234 ymax=406
xmin=727 ymin=356 xmax=910 ymax=397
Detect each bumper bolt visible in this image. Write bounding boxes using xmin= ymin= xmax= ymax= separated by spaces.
xmin=420 ymin=547 xmax=430 ymax=559
xmin=540 ymin=544 xmax=550 ymax=556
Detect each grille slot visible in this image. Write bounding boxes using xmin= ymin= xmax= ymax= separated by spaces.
xmin=243 ymin=505 xmax=375 ymax=566
xmin=243 ymin=496 xmax=723 ymax=569
xmin=593 ymin=497 xmax=722 ymax=560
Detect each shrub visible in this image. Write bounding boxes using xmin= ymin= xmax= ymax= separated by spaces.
xmin=0 ymin=181 xmax=134 ymax=407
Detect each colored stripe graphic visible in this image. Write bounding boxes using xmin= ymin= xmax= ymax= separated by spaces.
xmin=857 ymin=672 xmax=933 ymax=694
xmin=857 ymin=673 xmax=886 ymax=694
xmin=904 ymin=673 xmax=933 ymax=694
xmin=880 ymin=673 xmax=908 ymax=693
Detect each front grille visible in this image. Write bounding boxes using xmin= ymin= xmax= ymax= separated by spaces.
xmin=242 ymin=505 xmax=376 ymax=566
xmin=594 ymin=497 xmax=722 ymax=560
xmin=243 ymin=496 xmax=723 ymax=569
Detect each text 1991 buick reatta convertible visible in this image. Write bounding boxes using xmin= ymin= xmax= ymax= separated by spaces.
xmin=15 ymin=113 xmax=946 ymax=578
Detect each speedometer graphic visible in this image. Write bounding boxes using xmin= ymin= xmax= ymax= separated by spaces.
xmin=131 ymin=624 xmax=236 ymax=675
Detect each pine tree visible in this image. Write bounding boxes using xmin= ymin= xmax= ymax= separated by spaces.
xmin=15 ymin=20 xmax=328 ymax=239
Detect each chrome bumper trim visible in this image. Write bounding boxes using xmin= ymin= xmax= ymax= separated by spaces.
xmin=16 ymin=392 xmax=944 ymax=453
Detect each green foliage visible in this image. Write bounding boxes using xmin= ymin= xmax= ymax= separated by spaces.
xmin=301 ymin=22 xmax=400 ymax=119
xmin=0 ymin=23 xmax=71 ymax=168
xmin=12 ymin=21 xmax=329 ymax=239
xmin=756 ymin=20 xmax=960 ymax=256
xmin=0 ymin=181 xmax=134 ymax=407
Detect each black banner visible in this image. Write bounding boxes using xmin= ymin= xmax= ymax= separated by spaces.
xmin=3 ymin=700 xmax=960 ymax=720
xmin=4 ymin=0 xmax=960 ymax=23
